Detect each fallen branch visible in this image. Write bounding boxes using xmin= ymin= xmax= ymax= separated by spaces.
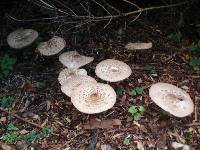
xmin=0 ymin=108 xmax=43 ymax=129
xmin=7 ymin=1 xmax=188 ymax=23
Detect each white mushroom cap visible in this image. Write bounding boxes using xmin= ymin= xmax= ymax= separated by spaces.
xmin=95 ymin=59 xmax=132 ymax=82
xmin=59 ymin=51 xmax=94 ymax=69
xmin=37 ymin=36 xmax=66 ymax=56
xmin=58 ymin=68 xmax=87 ymax=85
xmin=125 ymin=42 xmax=152 ymax=50
xmin=149 ymin=82 xmax=194 ymax=117
xmin=61 ymin=75 xmax=97 ymax=97
xmin=71 ymin=82 xmax=116 ymax=114
xmin=7 ymin=28 xmax=38 ymax=49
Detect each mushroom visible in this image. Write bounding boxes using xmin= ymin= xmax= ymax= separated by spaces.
xmin=58 ymin=68 xmax=87 ymax=85
xmin=7 ymin=28 xmax=38 ymax=49
xmin=125 ymin=42 xmax=152 ymax=50
xmin=149 ymin=82 xmax=194 ymax=117
xmin=71 ymin=82 xmax=116 ymax=114
xmin=59 ymin=51 xmax=94 ymax=69
xmin=37 ymin=36 xmax=66 ymax=56
xmin=61 ymin=75 xmax=97 ymax=97
xmin=95 ymin=59 xmax=132 ymax=82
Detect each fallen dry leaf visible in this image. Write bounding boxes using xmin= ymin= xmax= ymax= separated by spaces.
xmin=125 ymin=42 xmax=152 ymax=50
xmin=22 ymin=80 xmax=33 ymax=92
xmin=82 ymin=118 xmax=122 ymax=129
xmin=171 ymin=142 xmax=191 ymax=150
xmin=101 ymin=144 xmax=113 ymax=150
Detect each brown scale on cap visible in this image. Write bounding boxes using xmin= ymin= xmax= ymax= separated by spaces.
xmin=37 ymin=36 xmax=66 ymax=56
xmin=58 ymin=68 xmax=87 ymax=85
xmin=71 ymin=82 xmax=116 ymax=114
xmin=59 ymin=51 xmax=94 ymax=69
xmin=61 ymin=75 xmax=97 ymax=97
xmin=95 ymin=59 xmax=132 ymax=82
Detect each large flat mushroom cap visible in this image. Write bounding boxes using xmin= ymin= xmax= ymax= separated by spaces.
xmin=95 ymin=59 xmax=132 ymax=82
xmin=58 ymin=68 xmax=87 ymax=85
xmin=149 ymin=82 xmax=194 ymax=117
xmin=61 ymin=75 xmax=97 ymax=97
xmin=59 ymin=51 xmax=94 ymax=69
xmin=37 ymin=36 xmax=66 ymax=56
xmin=71 ymin=82 xmax=116 ymax=114
xmin=7 ymin=29 xmax=38 ymax=49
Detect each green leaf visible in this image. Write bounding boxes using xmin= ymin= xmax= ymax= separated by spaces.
xmin=135 ymin=87 xmax=144 ymax=95
xmin=168 ymin=31 xmax=182 ymax=43
xmin=129 ymin=89 xmax=137 ymax=96
xmin=7 ymin=123 xmax=18 ymax=131
xmin=25 ymin=131 xmax=41 ymax=143
xmin=133 ymin=113 xmax=141 ymax=121
xmin=128 ymin=106 xmax=138 ymax=115
xmin=42 ymin=127 xmax=53 ymax=135
xmin=189 ymin=41 xmax=200 ymax=52
xmin=144 ymin=64 xmax=157 ymax=74
xmin=139 ymin=106 xmax=145 ymax=113
xmin=3 ymin=132 xmax=20 ymax=144
xmin=0 ymin=96 xmax=14 ymax=108
xmin=116 ymin=87 xmax=125 ymax=96
xmin=123 ymin=138 xmax=130 ymax=145
xmin=189 ymin=58 xmax=200 ymax=66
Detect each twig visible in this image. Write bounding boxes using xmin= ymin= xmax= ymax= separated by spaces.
xmin=186 ymin=122 xmax=200 ymax=126
xmin=0 ymin=108 xmax=43 ymax=129
xmin=122 ymin=0 xmax=141 ymax=10
xmin=8 ymin=1 xmax=188 ymax=23
xmin=102 ymin=0 xmax=121 ymax=15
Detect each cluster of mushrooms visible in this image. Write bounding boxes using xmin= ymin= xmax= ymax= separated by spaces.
xmin=7 ymin=28 xmax=194 ymax=117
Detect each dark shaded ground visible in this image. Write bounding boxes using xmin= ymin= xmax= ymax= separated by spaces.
xmin=0 ymin=0 xmax=200 ymax=150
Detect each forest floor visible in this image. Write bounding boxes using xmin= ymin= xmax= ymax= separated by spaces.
xmin=0 ymin=14 xmax=200 ymax=150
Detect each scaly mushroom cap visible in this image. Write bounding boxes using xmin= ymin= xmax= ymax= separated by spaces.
xmin=95 ymin=59 xmax=132 ymax=82
xmin=61 ymin=75 xmax=97 ymax=97
xmin=71 ymin=82 xmax=116 ymax=114
xmin=58 ymin=68 xmax=87 ymax=85
xmin=59 ymin=51 xmax=94 ymax=69
xmin=37 ymin=36 xmax=66 ymax=56
xmin=149 ymin=82 xmax=194 ymax=117
xmin=7 ymin=28 xmax=38 ymax=49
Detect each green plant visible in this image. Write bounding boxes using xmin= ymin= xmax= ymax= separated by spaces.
xmin=7 ymin=123 xmax=18 ymax=131
xmin=2 ymin=122 xmax=21 ymax=144
xmin=3 ymin=132 xmax=21 ymax=144
xmin=144 ymin=64 xmax=157 ymax=75
xmin=189 ymin=41 xmax=200 ymax=53
xmin=42 ymin=127 xmax=53 ymax=135
xmin=0 ymin=96 xmax=14 ymax=108
xmin=168 ymin=31 xmax=182 ymax=44
xmin=0 ymin=55 xmax=16 ymax=79
xmin=25 ymin=131 xmax=41 ymax=143
xmin=129 ymin=87 xmax=144 ymax=96
xmin=189 ymin=58 xmax=200 ymax=74
xmin=116 ymin=87 xmax=125 ymax=96
xmin=128 ymin=106 xmax=145 ymax=121
xmin=123 ymin=137 xmax=130 ymax=145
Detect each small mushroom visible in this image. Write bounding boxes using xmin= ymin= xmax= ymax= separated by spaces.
xmin=61 ymin=75 xmax=97 ymax=97
xmin=71 ymin=82 xmax=116 ymax=114
xmin=37 ymin=36 xmax=66 ymax=56
xmin=95 ymin=59 xmax=132 ymax=82
xmin=59 ymin=51 xmax=94 ymax=69
xmin=7 ymin=28 xmax=38 ymax=49
xmin=58 ymin=68 xmax=87 ymax=85
xmin=149 ymin=82 xmax=194 ymax=117
xmin=125 ymin=42 xmax=152 ymax=50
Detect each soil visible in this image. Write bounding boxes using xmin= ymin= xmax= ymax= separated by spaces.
xmin=0 ymin=1 xmax=200 ymax=150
